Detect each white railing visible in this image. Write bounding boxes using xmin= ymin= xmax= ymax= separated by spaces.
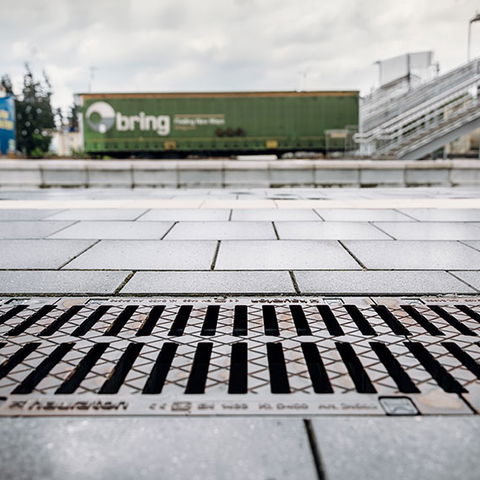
xmin=361 ymin=58 xmax=480 ymax=131
xmin=393 ymin=100 xmax=480 ymax=158
xmin=355 ymin=58 xmax=480 ymax=157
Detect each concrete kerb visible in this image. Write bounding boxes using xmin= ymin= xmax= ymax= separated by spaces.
xmin=404 ymin=159 xmax=452 ymax=186
xmin=1 ymin=158 xmax=480 ymax=188
xmin=315 ymin=161 xmax=360 ymax=186
xmin=448 ymin=159 xmax=480 ymax=185
xmin=177 ymin=160 xmax=224 ymax=187
xmin=358 ymin=160 xmax=405 ymax=187
xmin=0 ymin=160 xmax=42 ymax=187
xmin=269 ymin=160 xmax=315 ymax=187
xmin=132 ymin=161 xmax=179 ymax=188
xmin=39 ymin=160 xmax=88 ymax=187
xmin=86 ymin=160 xmax=134 ymax=188
xmin=224 ymin=161 xmax=270 ymax=188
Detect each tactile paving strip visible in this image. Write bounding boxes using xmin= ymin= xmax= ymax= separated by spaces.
xmin=0 ymin=296 xmax=479 ymax=416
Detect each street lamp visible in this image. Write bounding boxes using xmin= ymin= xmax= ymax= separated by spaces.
xmin=467 ymin=12 xmax=480 ymax=62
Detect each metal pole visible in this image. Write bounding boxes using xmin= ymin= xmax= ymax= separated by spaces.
xmin=468 ymin=21 xmax=472 ymax=62
xmin=468 ymin=13 xmax=480 ymax=62
xmin=407 ymin=53 xmax=411 ymax=90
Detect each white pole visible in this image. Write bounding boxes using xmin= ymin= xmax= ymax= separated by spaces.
xmin=468 ymin=21 xmax=472 ymax=62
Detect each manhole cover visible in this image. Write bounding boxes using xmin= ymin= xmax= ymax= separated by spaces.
xmin=0 ymin=296 xmax=479 ymax=416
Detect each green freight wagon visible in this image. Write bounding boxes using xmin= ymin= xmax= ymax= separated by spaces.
xmin=77 ymin=91 xmax=358 ymax=157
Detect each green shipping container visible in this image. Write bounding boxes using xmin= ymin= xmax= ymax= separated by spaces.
xmin=78 ymin=91 xmax=358 ymax=156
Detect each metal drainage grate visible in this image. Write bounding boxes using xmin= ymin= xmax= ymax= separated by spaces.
xmin=0 ymin=297 xmax=479 ymax=416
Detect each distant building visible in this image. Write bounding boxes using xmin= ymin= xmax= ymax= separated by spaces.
xmin=50 ymin=131 xmax=82 ymax=156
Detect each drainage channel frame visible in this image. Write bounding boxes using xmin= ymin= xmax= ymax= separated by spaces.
xmin=0 ymin=295 xmax=479 ymax=417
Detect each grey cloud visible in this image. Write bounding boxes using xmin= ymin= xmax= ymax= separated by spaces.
xmin=0 ymin=0 xmax=479 ymax=109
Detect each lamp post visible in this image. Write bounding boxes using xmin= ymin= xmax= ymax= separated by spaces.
xmin=467 ymin=12 xmax=480 ymax=62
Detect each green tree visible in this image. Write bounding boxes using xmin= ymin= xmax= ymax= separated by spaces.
xmin=15 ymin=64 xmax=55 ymax=157
xmin=67 ymin=103 xmax=79 ymax=132
xmin=0 ymin=74 xmax=14 ymax=95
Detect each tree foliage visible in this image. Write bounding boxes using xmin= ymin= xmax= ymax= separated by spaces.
xmin=0 ymin=74 xmax=14 ymax=95
xmin=67 ymin=103 xmax=79 ymax=132
xmin=15 ymin=64 xmax=55 ymax=157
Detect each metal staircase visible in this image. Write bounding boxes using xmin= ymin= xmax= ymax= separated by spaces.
xmin=355 ymin=58 xmax=480 ymax=159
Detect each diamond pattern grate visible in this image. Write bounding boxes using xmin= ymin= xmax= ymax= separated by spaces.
xmin=0 ymin=297 xmax=479 ymax=416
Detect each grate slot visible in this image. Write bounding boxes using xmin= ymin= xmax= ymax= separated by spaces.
xmin=344 ymin=305 xmax=377 ymax=336
xmin=40 ymin=305 xmax=84 ymax=336
xmin=336 ymin=342 xmax=376 ymax=393
xmin=136 ymin=305 xmax=165 ymax=336
xmin=401 ymin=305 xmax=443 ymax=336
xmin=262 ymin=306 xmax=280 ymax=336
xmin=99 ymin=343 xmax=144 ymax=394
xmin=56 ymin=343 xmax=109 ymax=394
xmin=7 ymin=305 xmax=56 ymax=336
xmin=103 ymin=305 xmax=138 ymax=336
xmin=168 ymin=305 xmax=192 ymax=336
xmin=12 ymin=344 xmax=73 ymax=394
xmin=316 ymin=305 xmax=344 ymax=336
xmin=0 ymin=305 xmax=28 ymax=325
xmin=290 ymin=305 xmax=312 ymax=336
xmin=405 ymin=342 xmax=466 ymax=393
xmin=228 ymin=343 xmax=248 ymax=393
xmin=0 ymin=343 xmax=39 ymax=380
xmin=266 ymin=343 xmax=290 ymax=393
xmin=143 ymin=343 xmax=178 ymax=394
xmin=301 ymin=343 xmax=333 ymax=393
xmin=455 ymin=305 xmax=480 ymax=324
xmin=233 ymin=305 xmax=248 ymax=336
xmin=201 ymin=305 xmax=220 ymax=336
xmin=442 ymin=342 xmax=480 ymax=380
xmin=371 ymin=305 xmax=411 ymax=336
xmin=72 ymin=305 xmax=111 ymax=337
xmin=185 ymin=343 xmax=212 ymax=394
xmin=428 ymin=305 xmax=477 ymax=336
xmin=370 ymin=342 xmax=419 ymax=393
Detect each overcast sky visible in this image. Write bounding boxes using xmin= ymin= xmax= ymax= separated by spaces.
xmin=1 ymin=0 xmax=480 ymax=110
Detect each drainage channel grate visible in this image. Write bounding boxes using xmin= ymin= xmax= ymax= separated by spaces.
xmin=0 ymin=297 xmax=479 ymax=416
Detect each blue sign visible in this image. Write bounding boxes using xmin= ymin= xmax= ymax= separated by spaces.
xmin=0 ymin=96 xmax=15 ymax=155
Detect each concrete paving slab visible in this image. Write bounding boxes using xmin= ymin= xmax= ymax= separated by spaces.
xmin=449 ymin=271 xmax=480 ymax=290
xmin=311 ymin=417 xmax=480 ymax=480
xmin=121 ymin=270 xmax=296 ymax=293
xmin=375 ymin=222 xmax=480 ymax=240
xmin=165 ymin=222 xmax=276 ymax=240
xmin=0 ymin=417 xmax=317 ymax=480
xmin=0 ymin=239 xmax=95 ymax=269
xmin=138 ymin=209 xmax=230 ymax=221
xmin=315 ymin=208 xmax=412 ymax=221
xmin=0 ymin=209 xmax=63 ymax=220
xmin=344 ymin=240 xmax=480 ymax=270
xmin=0 ymin=221 xmax=74 ymax=239
xmin=276 ymin=221 xmax=390 ymax=240
xmin=65 ymin=240 xmax=217 ymax=270
xmin=294 ymin=270 xmax=476 ymax=294
xmin=0 ymin=270 xmax=129 ymax=294
xmin=45 ymin=209 xmax=147 ymax=220
xmin=201 ymin=199 xmax=277 ymax=208
xmin=215 ymin=240 xmax=361 ymax=270
xmin=231 ymin=208 xmax=320 ymax=221
xmin=49 ymin=221 xmax=173 ymax=239
xmin=462 ymin=241 xmax=480 ymax=251
xmin=399 ymin=208 xmax=480 ymax=221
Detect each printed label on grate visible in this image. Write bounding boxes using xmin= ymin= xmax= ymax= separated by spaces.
xmin=0 ymin=297 xmax=479 ymax=416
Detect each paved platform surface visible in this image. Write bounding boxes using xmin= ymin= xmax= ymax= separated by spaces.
xmin=1 ymin=187 xmax=480 ymax=296
xmin=1 ymin=186 xmax=480 ymax=480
